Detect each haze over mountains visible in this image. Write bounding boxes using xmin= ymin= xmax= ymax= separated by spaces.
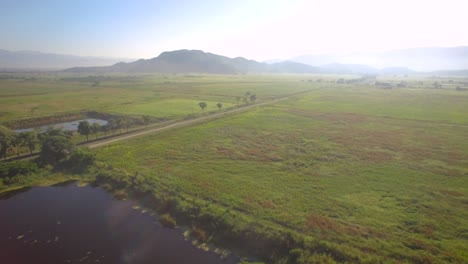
xmin=64 ymin=49 xmax=321 ymax=74
xmin=1 ymin=47 xmax=467 ymax=75
xmin=290 ymin=47 xmax=468 ymax=72
xmin=0 ymin=49 xmax=134 ymax=70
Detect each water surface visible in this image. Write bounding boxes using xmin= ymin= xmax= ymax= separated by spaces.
xmin=14 ymin=118 xmax=108 ymax=133
xmin=0 ymin=183 xmax=237 ymax=264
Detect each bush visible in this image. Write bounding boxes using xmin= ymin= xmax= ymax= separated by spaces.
xmin=112 ymin=189 xmax=127 ymax=200
xmin=65 ymin=148 xmax=95 ymax=172
xmin=3 ymin=175 xmax=27 ymax=185
xmin=0 ymin=160 xmax=38 ymax=178
xmin=160 ymin=213 xmax=176 ymax=228
xmin=191 ymin=226 xmax=209 ymax=242
xmin=94 ymin=170 xmax=130 ymax=189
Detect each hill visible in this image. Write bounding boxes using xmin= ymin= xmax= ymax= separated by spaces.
xmin=65 ymin=49 xmax=320 ymax=74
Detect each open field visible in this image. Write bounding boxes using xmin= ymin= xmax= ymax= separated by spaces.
xmin=0 ymin=73 xmax=314 ymax=122
xmin=92 ymin=79 xmax=467 ymax=263
xmin=1 ymin=73 xmax=468 ymax=263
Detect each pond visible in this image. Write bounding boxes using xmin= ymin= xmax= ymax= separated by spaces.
xmin=14 ymin=118 xmax=108 ymax=133
xmin=0 ymin=183 xmax=238 ymax=264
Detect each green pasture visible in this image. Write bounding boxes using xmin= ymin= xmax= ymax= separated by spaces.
xmin=94 ymin=82 xmax=468 ymax=262
xmin=107 ymin=98 xmax=235 ymax=118
xmin=0 ymin=73 xmax=315 ymax=122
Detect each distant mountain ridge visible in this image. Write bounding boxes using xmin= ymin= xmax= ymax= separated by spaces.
xmin=65 ymin=49 xmax=455 ymax=75
xmin=290 ymin=46 xmax=468 ymax=72
xmin=1 ymin=48 xmax=467 ymax=75
xmin=64 ymin=49 xmax=320 ymax=74
xmin=0 ymin=49 xmax=135 ymax=70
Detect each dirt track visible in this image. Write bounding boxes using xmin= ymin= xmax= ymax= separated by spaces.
xmin=86 ymin=96 xmax=290 ymax=149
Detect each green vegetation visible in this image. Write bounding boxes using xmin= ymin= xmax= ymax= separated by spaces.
xmin=0 ymin=127 xmax=95 ymax=191
xmin=1 ymin=73 xmax=467 ymax=263
xmin=77 ymin=120 xmax=91 ymax=141
xmin=160 ymin=213 xmax=177 ymax=228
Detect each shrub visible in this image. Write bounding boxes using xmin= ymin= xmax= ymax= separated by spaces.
xmin=191 ymin=226 xmax=209 ymax=242
xmin=65 ymin=148 xmax=95 ymax=172
xmin=112 ymin=189 xmax=127 ymax=200
xmin=160 ymin=213 xmax=176 ymax=228
xmin=0 ymin=160 xmax=38 ymax=178
xmin=4 ymin=175 xmax=27 ymax=185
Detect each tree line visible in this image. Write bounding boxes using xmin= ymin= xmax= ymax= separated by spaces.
xmin=197 ymin=92 xmax=257 ymax=112
xmin=0 ymin=115 xmax=152 ymax=160
xmin=76 ymin=116 xmax=150 ymax=142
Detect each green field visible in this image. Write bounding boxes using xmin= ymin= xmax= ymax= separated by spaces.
xmin=0 ymin=74 xmax=312 ymax=122
xmin=1 ymin=73 xmax=468 ymax=263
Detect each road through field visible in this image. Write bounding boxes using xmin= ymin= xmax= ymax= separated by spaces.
xmin=85 ymin=94 xmax=296 ymax=149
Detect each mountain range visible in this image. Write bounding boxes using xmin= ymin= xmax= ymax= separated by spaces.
xmin=1 ymin=47 xmax=467 ymax=75
xmin=64 ymin=49 xmax=323 ymax=74
xmin=290 ymin=47 xmax=468 ymax=72
xmin=0 ymin=49 xmax=134 ymax=70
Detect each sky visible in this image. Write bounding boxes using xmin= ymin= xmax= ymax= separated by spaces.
xmin=1 ymin=0 xmax=467 ymax=61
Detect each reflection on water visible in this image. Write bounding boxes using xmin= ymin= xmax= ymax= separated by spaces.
xmin=14 ymin=118 xmax=108 ymax=133
xmin=0 ymin=184 xmax=238 ymax=264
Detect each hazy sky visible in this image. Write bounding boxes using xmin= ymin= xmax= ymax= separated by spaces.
xmin=1 ymin=0 xmax=467 ymax=60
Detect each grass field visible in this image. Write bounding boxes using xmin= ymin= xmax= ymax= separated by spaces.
xmin=0 ymin=73 xmax=313 ymax=122
xmin=108 ymin=98 xmax=236 ymax=118
xmin=1 ymin=73 xmax=468 ymax=263
xmin=92 ymin=81 xmax=468 ymax=263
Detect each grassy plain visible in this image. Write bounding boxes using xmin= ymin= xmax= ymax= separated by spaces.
xmin=1 ymin=73 xmax=468 ymax=263
xmin=93 ymin=78 xmax=467 ymax=263
xmin=0 ymin=73 xmax=311 ymax=122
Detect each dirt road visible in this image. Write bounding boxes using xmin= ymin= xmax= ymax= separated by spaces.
xmin=86 ymin=96 xmax=291 ymax=149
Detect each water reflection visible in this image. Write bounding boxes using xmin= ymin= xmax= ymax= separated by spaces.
xmin=0 ymin=184 xmax=238 ymax=264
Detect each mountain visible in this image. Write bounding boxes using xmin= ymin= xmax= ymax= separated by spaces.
xmin=290 ymin=47 xmax=468 ymax=72
xmin=319 ymin=63 xmax=379 ymax=75
xmin=0 ymin=49 xmax=135 ymax=70
xmin=316 ymin=63 xmax=415 ymax=75
xmin=65 ymin=49 xmax=320 ymax=74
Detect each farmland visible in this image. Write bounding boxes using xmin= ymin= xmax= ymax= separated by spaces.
xmin=1 ymin=73 xmax=468 ymax=263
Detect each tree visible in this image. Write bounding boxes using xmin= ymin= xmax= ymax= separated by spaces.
xmin=21 ymin=131 xmax=38 ymax=154
xmin=250 ymin=94 xmax=257 ymax=103
xmin=198 ymin=102 xmax=207 ymax=111
xmin=123 ymin=118 xmax=132 ymax=132
xmin=65 ymin=147 xmax=95 ymax=173
xmin=91 ymin=123 xmax=101 ymax=139
xmin=77 ymin=121 xmax=91 ymax=141
xmin=142 ymin=115 xmax=151 ymax=127
xmin=216 ymin=102 xmax=223 ymax=110
xmin=10 ymin=133 xmax=24 ymax=157
xmin=108 ymin=119 xmax=117 ymax=135
xmin=40 ymin=133 xmax=74 ymax=165
xmin=101 ymin=124 xmax=110 ymax=136
xmin=116 ymin=118 xmax=123 ymax=133
xmin=0 ymin=126 xmax=12 ymax=160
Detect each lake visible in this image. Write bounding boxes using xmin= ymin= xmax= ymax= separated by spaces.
xmin=0 ymin=183 xmax=238 ymax=264
xmin=14 ymin=118 xmax=108 ymax=133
